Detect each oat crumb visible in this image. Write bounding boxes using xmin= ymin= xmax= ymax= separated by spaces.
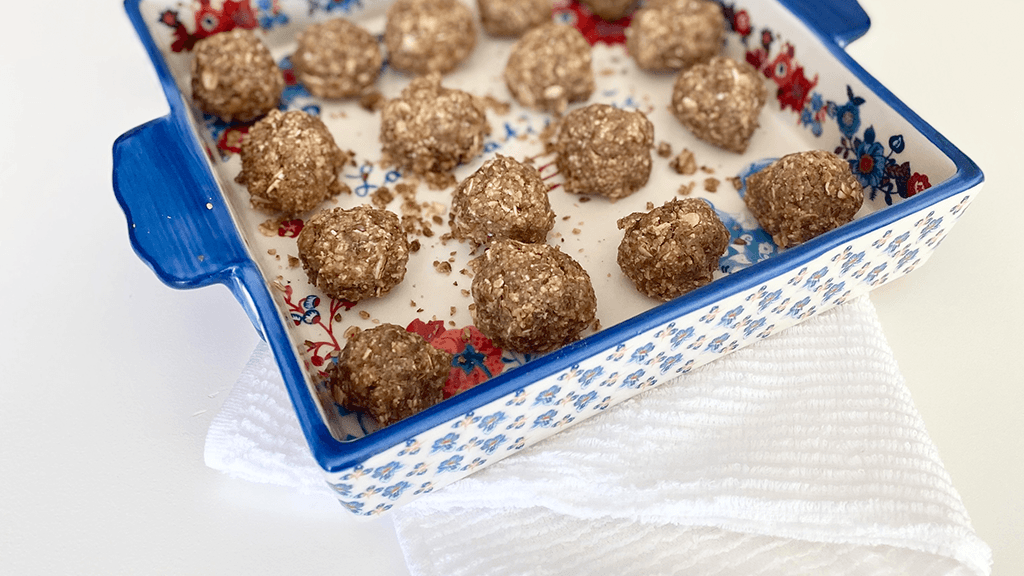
xmin=704 ymin=177 xmax=720 ymax=192
xmin=656 ymin=141 xmax=673 ymax=158
xmin=670 ymin=149 xmax=698 ymax=175
xmin=258 ymin=219 xmax=279 ymax=237
xmin=359 ymin=310 xmax=371 ymax=320
xmin=677 ymin=182 xmax=696 ymax=196
xmin=359 ymin=90 xmax=386 ymax=112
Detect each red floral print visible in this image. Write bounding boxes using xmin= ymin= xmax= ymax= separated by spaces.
xmin=407 ymin=320 xmax=506 ymax=398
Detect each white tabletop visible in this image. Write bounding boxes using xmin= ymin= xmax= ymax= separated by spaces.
xmin=1 ymin=1 xmax=1020 ymax=574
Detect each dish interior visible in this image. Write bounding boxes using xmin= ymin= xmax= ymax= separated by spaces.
xmin=136 ymin=0 xmax=956 ymax=441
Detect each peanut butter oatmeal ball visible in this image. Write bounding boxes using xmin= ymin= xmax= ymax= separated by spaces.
xmin=296 ymin=206 xmax=410 ymax=302
xmin=236 ymin=109 xmax=352 ymax=215
xmin=292 ymin=18 xmax=382 ymax=99
xmin=329 ymin=324 xmax=452 ymax=426
xmin=555 ymin=103 xmax=654 ymax=200
xmin=450 ymin=155 xmax=556 ymax=245
xmin=477 ymin=0 xmax=551 ymax=37
xmin=504 ymin=22 xmax=595 ymax=114
xmin=744 ymin=150 xmax=864 ymax=248
xmin=581 ymin=0 xmax=637 ymax=20
xmin=379 ymin=73 xmax=488 ymax=188
xmin=190 ymin=29 xmax=284 ymax=123
xmin=626 ymin=0 xmax=725 ymax=71
xmin=617 ymin=198 xmax=729 ymax=301
xmin=471 ymin=240 xmax=597 ymax=354
xmin=384 ymin=0 xmax=477 ymax=75
xmin=671 ymin=56 xmax=767 ymax=153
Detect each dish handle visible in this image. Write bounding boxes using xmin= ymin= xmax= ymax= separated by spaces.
xmin=781 ymin=0 xmax=871 ymax=48
xmin=113 ymin=113 xmax=256 ymax=309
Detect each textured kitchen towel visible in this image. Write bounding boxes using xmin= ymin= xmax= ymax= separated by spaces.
xmin=205 ymin=296 xmax=992 ymax=576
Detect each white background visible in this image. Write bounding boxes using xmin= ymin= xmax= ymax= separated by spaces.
xmin=1 ymin=0 xmax=1020 ymax=574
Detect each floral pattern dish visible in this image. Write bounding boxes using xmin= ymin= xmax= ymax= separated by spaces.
xmin=114 ymin=0 xmax=983 ymax=515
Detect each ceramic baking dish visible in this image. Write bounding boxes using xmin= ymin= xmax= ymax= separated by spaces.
xmin=114 ymin=0 xmax=982 ymax=516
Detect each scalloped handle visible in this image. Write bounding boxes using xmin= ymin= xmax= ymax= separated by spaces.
xmin=113 ymin=114 xmax=248 ymax=289
xmin=782 ymin=0 xmax=871 ymax=48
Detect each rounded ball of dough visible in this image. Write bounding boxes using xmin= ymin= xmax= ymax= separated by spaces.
xmin=670 ymin=56 xmax=767 ymax=153
xmin=555 ymin=103 xmax=654 ymax=200
xmin=504 ymin=23 xmax=594 ymax=114
xmin=617 ymin=198 xmax=730 ymax=300
xmin=477 ymin=0 xmax=551 ymax=37
xmin=379 ymin=73 xmax=488 ymax=188
xmin=191 ymin=29 xmax=284 ymax=122
xmin=744 ymin=150 xmax=864 ymax=248
xmin=296 ymin=206 xmax=410 ymax=302
xmin=450 ymin=155 xmax=556 ymax=246
xmin=237 ymin=109 xmax=351 ymax=215
xmin=471 ymin=240 xmax=597 ymax=354
xmin=330 ymin=324 xmax=452 ymax=426
xmin=626 ymin=0 xmax=725 ymax=71
xmin=384 ymin=0 xmax=477 ymax=75
xmin=293 ymin=18 xmax=382 ymax=98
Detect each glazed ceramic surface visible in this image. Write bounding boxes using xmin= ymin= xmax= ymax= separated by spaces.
xmin=114 ymin=0 xmax=982 ymax=516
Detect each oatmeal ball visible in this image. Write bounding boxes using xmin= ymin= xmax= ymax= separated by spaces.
xmin=504 ymin=22 xmax=595 ymax=114
xmin=472 ymin=240 xmax=597 ymax=353
xmin=451 ymin=155 xmax=556 ymax=245
xmin=379 ymin=73 xmax=488 ymax=188
xmin=671 ymin=56 xmax=767 ymax=153
xmin=292 ymin=18 xmax=382 ymax=98
xmin=555 ymin=103 xmax=655 ymax=200
xmin=744 ymin=150 xmax=864 ymax=248
xmin=296 ymin=206 xmax=410 ymax=302
xmin=191 ymin=29 xmax=284 ymax=123
xmin=581 ymin=0 xmax=637 ymax=20
xmin=329 ymin=324 xmax=452 ymax=426
xmin=236 ymin=109 xmax=352 ymax=215
xmin=384 ymin=0 xmax=477 ymax=75
xmin=477 ymin=0 xmax=551 ymax=37
xmin=626 ymin=0 xmax=725 ymax=71
xmin=617 ymin=198 xmax=730 ymax=300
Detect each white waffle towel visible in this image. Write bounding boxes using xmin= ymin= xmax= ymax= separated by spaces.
xmin=205 ymin=296 xmax=991 ymax=576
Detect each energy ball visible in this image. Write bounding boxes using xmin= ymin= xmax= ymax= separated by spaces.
xmin=379 ymin=73 xmax=488 ymax=189
xmin=581 ymin=0 xmax=637 ymax=20
xmin=626 ymin=0 xmax=725 ymax=71
xmin=477 ymin=0 xmax=551 ymax=37
xmin=504 ymin=22 xmax=595 ymax=114
xmin=236 ymin=109 xmax=352 ymax=215
xmin=296 ymin=206 xmax=410 ymax=302
xmin=617 ymin=198 xmax=729 ymax=300
xmin=744 ymin=150 xmax=864 ymax=248
xmin=191 ymin=29 xmax=284 ymax=123
xmin=384 ymin=0 xmax=477 ymax=75
xmin=555 ymin=103 xmax=654 ymax=200
xmin=471 ymin=240 xmax=597 ymax=354
xmin=292 ymin=18 xmax=382 ymax=98
xmin=671 ymin=56 xmax=767 ymax=153
xmin=450 ymin=155 xmax=556 ymax=245
xmin=329 ymin=324 xmax=452 ymax=426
